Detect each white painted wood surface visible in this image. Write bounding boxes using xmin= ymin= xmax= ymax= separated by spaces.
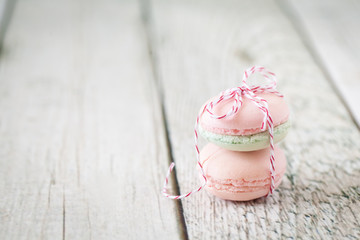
xmin=0 ymin=0 xmax=359 ymax=239
xmin=150 ymin=0 xmax=360 ymax=239
xmin=285 ymin=0 xmax=360 ymax=127
xmin=0 ymin=0 xmax=181 ymax=239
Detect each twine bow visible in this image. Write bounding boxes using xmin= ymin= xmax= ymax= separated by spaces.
xmin=162 ymin=66 xmax=283 ymax=200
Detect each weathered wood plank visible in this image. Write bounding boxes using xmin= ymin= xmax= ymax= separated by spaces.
xmin=0 ymin=0 xmax=180 ymax=239
xmin=150 ymin=0 xmax=360 ymax=239
xmin=283 ymin=0 xmax=360 ymax=127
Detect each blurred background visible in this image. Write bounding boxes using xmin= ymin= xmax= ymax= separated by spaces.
xmin=0 ymin=0 xmax=359 ymax=239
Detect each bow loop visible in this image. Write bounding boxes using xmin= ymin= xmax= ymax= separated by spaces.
xmin=242 ymin=66 xmax=278 ymax=90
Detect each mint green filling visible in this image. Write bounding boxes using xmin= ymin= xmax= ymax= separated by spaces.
xmin=199 ymin=121 xmax=291 ymax=145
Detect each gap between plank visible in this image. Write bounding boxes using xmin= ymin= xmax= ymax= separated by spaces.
xmin=0 ymin=0 xmax=17 ymax=51
xmin=276 ymin=0 xmax=360 ymax=132
xmin=139 ymin=0 xmax=189 ymax=239
xmin=62 ymin=185 xmax=66 ymax=240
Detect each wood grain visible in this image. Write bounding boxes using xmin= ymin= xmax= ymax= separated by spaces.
xmin=283 ymin=0 xmax=360 ymax=127
xmin=149 ymin=0 xmax=360 ymax=239
xmin=0 ymin=0 xmax=181 ymax=239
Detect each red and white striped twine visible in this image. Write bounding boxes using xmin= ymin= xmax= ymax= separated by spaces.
xmin=162 ymin=66 xmax=283 ymax=200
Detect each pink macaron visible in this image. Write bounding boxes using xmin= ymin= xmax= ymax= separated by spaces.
xmin=200 ymin=143 xmax=287 ymax=201
xmin=199 ymin=93 xmax=290 ymax=151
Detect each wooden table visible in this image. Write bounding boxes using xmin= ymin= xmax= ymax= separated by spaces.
xmin=1 ymin=0 xmax=359 ymax=239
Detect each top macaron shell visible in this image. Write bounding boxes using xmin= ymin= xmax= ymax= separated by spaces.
xmin=200 ymin=93 xmax=289 ymax=136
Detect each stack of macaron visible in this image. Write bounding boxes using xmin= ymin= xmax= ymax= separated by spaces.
xmin=198 ymin=85 xmax=290 ymax=201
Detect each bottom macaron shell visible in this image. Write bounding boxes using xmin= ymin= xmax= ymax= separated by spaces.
xmin=205 ymin=174 xmax=284 ymax=201
xmin=200 ymin=143 xmax=287 ymax=201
